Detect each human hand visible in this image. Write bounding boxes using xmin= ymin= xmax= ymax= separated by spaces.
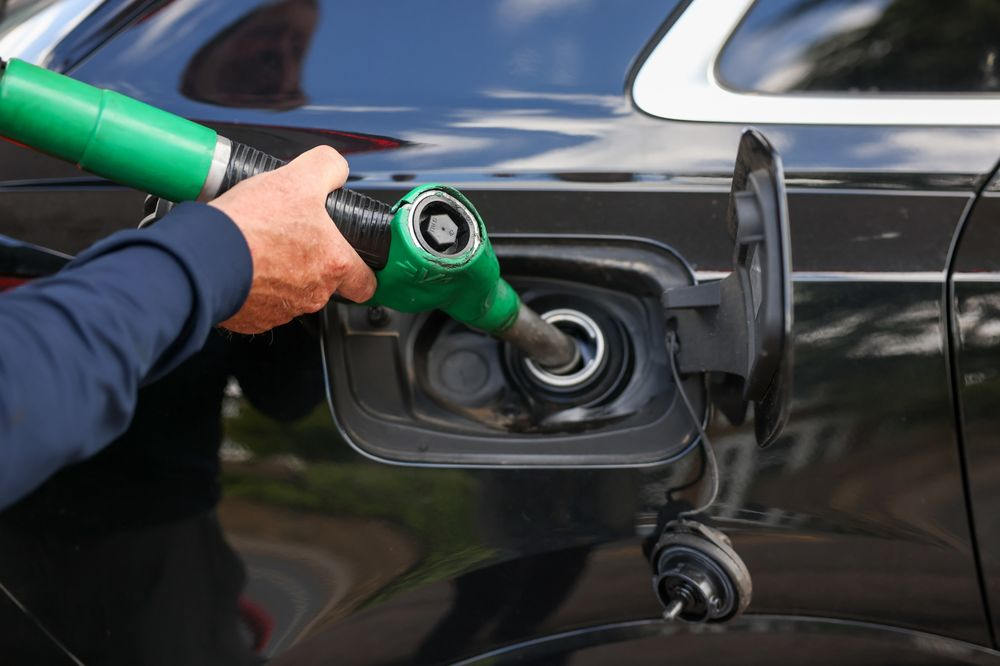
xmin=209 ymin=146 xmax=377 ymax=334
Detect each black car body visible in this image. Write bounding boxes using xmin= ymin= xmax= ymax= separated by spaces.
xmin=3 ymin=0 xmax=1000 ymax=663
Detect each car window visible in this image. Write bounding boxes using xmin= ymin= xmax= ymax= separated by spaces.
xmin=717 ymin=0 xmax=1000 ymax=94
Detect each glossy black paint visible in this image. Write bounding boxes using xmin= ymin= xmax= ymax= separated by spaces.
xmin=0 ymin=1 xmax=999 ymax=663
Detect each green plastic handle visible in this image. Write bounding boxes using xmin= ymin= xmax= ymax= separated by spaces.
xmin=0 ymin=58 xmax=216 ymax=202
xmin=373 ymin=184 xmax=520 ymax=333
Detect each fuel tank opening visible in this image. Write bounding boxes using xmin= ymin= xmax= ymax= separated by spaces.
xmin=523 ymin=309 xmax=606 ymax=389
xmin=504 ymin=295 xmax=632 ymax=410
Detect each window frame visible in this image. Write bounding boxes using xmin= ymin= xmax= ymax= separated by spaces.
xmin=631 ymin=0 xmax=1000 ymax=126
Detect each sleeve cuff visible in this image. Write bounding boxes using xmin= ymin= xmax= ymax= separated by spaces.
xmin=73 ymin=202 xmax=253 ymax=324
xmin=145 ymin=203 xmax=253 ymax=322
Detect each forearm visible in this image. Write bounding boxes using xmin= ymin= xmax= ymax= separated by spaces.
xmin=0 ymin=203 xmax=251 ymax=507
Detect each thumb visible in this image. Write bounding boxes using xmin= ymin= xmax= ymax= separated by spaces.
xmin=285 ymin=145 xmax=350 ymax=194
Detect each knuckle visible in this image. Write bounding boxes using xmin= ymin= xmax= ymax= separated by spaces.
xmin=325 ymin=253 xmax=349 ymax=277
xmin=314 ymin=145 xmax=348 ymax=177
xmin=305 ymin=281 xmax=333 ymax=310
xmin=302 ymin=281 xmax=322 ymax=300
xmin=308 ymin=291 xmax=330 ymax=312
xmin=311 ymin=144 xmax=336 ymax=158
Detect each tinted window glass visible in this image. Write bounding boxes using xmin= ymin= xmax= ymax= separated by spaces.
xmin=718 ymin=0 xmax=1000 ymax=93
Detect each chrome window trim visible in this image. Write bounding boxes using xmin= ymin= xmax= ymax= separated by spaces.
xmin=632 ymin=0 xmax=1000 ymax=127
xmin=697 ymin=270 xmax=946 ymax=283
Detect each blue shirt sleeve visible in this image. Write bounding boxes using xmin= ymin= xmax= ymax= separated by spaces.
xmin=0 ymin=202 xmax=252 ymax=508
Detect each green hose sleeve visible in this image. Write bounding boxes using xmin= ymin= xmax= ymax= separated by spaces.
xmin=0 ymin=58 xmax=216 ymax=202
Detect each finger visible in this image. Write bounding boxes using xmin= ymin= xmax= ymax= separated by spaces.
xmin=328 ymin=234 xmax=377 ymax=303
xmin=284 ymin=145 xmax=349 ymax=194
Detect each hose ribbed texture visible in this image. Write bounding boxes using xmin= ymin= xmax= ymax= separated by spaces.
xmin=323 ymin=188 xmax=393 ymax=270
xmin=218 ymin=141 xmax=392 ymax=270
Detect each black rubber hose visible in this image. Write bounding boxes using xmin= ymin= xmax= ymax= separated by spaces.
xmin=218 ymin=141 xmax=393 ymax=270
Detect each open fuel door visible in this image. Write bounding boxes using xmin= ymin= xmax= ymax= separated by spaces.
xmin=662 ymin=129 xmax=793 ymax=446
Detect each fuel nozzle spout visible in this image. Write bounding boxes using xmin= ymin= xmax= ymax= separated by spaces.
xmin=496 ymin=305 xmax=581 ymax=372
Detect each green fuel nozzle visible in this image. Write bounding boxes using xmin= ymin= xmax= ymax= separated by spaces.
xmin=0 ymin=58 xmax=579 ymax=370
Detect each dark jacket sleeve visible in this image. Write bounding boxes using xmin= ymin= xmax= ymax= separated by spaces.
xmin=0 ymin=203 xmax=252 ymax=508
